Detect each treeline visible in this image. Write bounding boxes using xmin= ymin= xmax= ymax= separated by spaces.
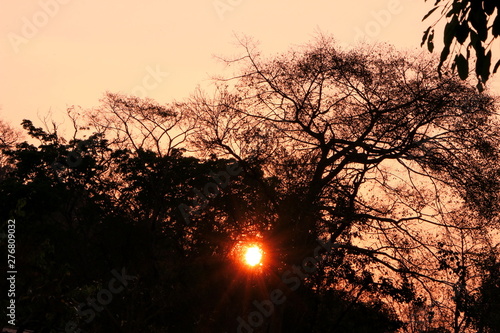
xmin=1 ymin=36 xmax=500 ymax=332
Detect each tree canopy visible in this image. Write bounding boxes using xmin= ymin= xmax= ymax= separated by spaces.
xmin=1 ymin=36 xmax=499 ymax=332
xmin=422 ymin=0 xmax=500 ymax=91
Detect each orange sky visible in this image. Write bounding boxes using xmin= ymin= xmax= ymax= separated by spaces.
xmin=1 ymin=0 xmax=498 ymax=133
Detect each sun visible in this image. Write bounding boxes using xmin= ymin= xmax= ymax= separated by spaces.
xmin=243 ymin=245 xmax=263 ymax=267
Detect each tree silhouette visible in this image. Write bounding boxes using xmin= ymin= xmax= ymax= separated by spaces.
xmin=1 ymin=36 xmax=499 ymax=332
xmin=182 ymin=35 xmax=500 ymax=331
xmin=422 ymin=0 xmax=500 ymax=91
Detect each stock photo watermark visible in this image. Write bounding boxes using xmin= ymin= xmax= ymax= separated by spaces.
xmin=178 ymin=161 xmax=242 ymax=225
xmin=131 ymin=65 xmax=170 ymax=98
xmin=51 ymin=64 xmax=168 ymax=180
xmin=65 ymin=267 xmax=136 ymax=333
xmin=353 ymin=0 xmax=406 ymax=42
xmin=236 ymin=237 xmax=341 ymax=333
xmin=51 ymin=138 xmax=95 ymax=182
xmin=5 ymin=219 xmax=17 ymax=327
xmin=7 ymin=0 xmax=73 ymax=54
xmin=213 ymin=0 xmax=243 ymax=21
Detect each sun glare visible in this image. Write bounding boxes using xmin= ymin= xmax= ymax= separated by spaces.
xmin=243 ymin=245 xmax=263 ymax=267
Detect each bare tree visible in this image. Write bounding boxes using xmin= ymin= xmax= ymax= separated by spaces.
xmin=0 ymin=119 xmax=22 ymax=150
xmin=183 ymin=35 xmax=500 ymax=331
xmin=0 ymin=119 xmax=23 ymax=180
xmin=86 ymin=92 xmax=195 ymax=156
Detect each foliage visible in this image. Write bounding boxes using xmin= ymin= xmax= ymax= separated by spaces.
xmin=422 ymin=0 xmax=500 ymax=91
xmin=183 ymin=35 xmax=500 ymax=331
xmin=1 ymin=37 xmax=500 ymax=332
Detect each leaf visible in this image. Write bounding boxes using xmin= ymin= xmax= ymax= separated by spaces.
xmin=483 ymin=50 xmax=491 ymax=82
xmin=427 ymin=30 xmax=435 ymax=52
xmin=438 ymin=45 xmax=450 ymax=76
xmin=469 ymin=5 xmax=488 ymax=41
xmin=476 ymin=49 xmax=491 ymax=83
xmin=421 ymin=27 xmax=431 ymax=46
xmin=493 ymin=13 xmax=500 ymax=37
xmin=476 ymin=81 xmax=484 ymax=92
xmin=484 ymin=0 xmax=496 ymax=15
xmin=446 ymin=5 xmax=457 ymax=18
xmin=452 ymin=0 xmax=466 ymax=12
xmin=423 ymin=6 xmax=439 ymax=21
xmin=451 ymin=60 xmax=457 ymax=71
xmin=493 ymin=59 xmax=500 ymax=74
xmin=469 ymin=30 xmax=482 ymax=52
xmin=455 ymin=22 xmax=469 ymax=44
xmin=455 ymin=54 xmax=469 ymax=80
xmin=444 ymin=16 xmax=459 ymax=46
xmin=440 ymin=45 xmax=451 ymax=64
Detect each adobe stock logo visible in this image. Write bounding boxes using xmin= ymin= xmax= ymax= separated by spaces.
xmin=236 ymin=238 xmax=341 ymax=333
xmin=7 ymin=0 xmax=73 ymax=54
xmin=65 ymin=267 xmax=136 ymax=333
xmin=131 ymin=65 xmax=170 ymax=98
xmin=213 ymin=0 xmax=243 ymax=21
xmin=178 ymin=162 xmax=242 ymax=225
xmin=353 ymin=0 xmax=405 ymax=42
xmin=51 ymin=138 xmax=94 ymax=182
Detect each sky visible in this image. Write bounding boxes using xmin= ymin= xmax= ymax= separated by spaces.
xmin=1 ymin=0 xmax=499 ymax=134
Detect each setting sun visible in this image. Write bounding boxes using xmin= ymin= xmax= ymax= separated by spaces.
xmin=243 ymin=245 xmax=263 ymax=267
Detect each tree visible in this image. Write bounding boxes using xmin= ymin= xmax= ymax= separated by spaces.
xmin=0 ymin=119 xmax=22 ymax=181
xmin=0 ymin=117 xmax=403 ymax=332
xmin=84 ymin=92 xmax=194 ymax=156
xmin=467 ymin=247 xmax=500 ymax=333
xmin=2 ymin=36 xmax=500 ymax=332
xmin=0 ymin=119 xmax=206 ymax=331
xmin=421 ymin=0 xmax=500 ymax=91
xmin=0 ymin=119 xmax=22 ymax=150
xmin=183 ymin=35 xmax=500 ymax=330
